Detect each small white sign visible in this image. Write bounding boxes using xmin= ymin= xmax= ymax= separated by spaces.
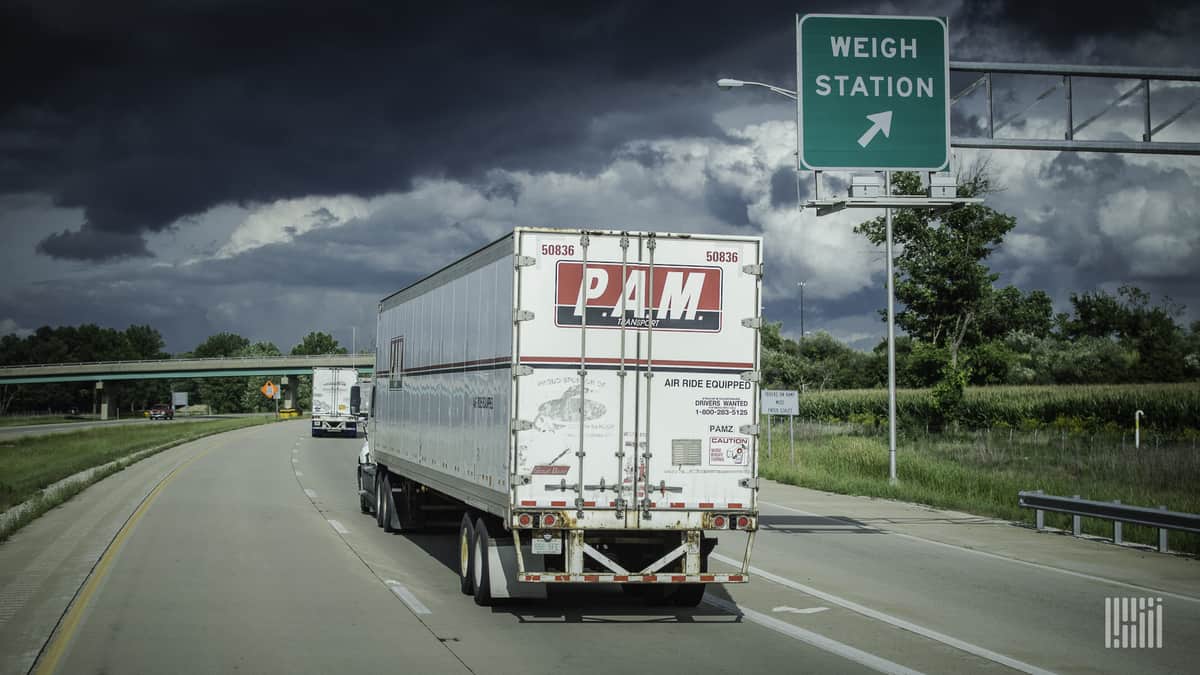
xmin=761 ymin=390 xmax=799 ymax=416
xmin=531 ymin=531 xmax=562 ymax=555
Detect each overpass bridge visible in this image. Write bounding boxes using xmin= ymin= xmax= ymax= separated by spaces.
xmin=0 ymin=354 xmax=375 ymax=419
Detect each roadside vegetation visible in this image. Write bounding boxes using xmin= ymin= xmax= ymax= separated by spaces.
xmin=759 ymin=420 xmax=1200 ymax=556
xmin=0 ymin=414 xmax=94 ymax=428
xmin=0 ymin=417 xmax=272 ymax=517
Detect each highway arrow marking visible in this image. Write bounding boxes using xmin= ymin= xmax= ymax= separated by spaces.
xmin=856 ymin=111 xmax=893 ymax=148
xmin=773 ymin=605 xmax=830 ymax=614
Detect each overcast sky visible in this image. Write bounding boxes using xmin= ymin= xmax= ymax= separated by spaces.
xmin=1 ymin=0 xmax=1197 ymax=354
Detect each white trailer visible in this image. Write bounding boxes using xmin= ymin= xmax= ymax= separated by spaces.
xmin=311 ymin=366 xmax=359 ymax=437
xmin=351 ymin=378 xmax=373 ymax=424
xmin=359 ymin=227 xmax=761 ymax=606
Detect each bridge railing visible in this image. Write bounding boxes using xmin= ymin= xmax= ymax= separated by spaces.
xmin=0 ymin=353 xmax=373 ymax=371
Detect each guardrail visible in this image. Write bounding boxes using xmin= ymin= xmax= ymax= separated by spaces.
xmin=1018 ymin=490 xmax=1200 ymax=553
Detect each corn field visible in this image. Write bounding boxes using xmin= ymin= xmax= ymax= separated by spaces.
xmin=791 ymin=383 xmax=1200 ymax=432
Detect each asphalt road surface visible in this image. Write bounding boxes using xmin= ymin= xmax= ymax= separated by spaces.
xmin=1 ymin=420 xmax=1196 ymax=674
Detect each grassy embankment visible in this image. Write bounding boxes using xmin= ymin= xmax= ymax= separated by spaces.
xmin=0 ymin=415 xmax=95 ymax=428
xmin=761 ymin=383 xmax=1200 ymax=555
xmin=0 ymin=416 xmax=274 ymax=541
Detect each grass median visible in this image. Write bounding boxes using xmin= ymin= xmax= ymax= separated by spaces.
xmin=760 ymin=422 xmax=1200 ymax=556
xmin=0 ymin=416 xmax=274 ymax=540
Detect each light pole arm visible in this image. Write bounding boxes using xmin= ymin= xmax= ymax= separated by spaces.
xmin=717 ymin=78 xmax=797 ymax=100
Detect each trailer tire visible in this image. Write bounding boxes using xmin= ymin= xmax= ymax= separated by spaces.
xmin=458 ymin=514 xmax=476 ymax=595
xmin=670 ymin=584 xmax=706 ymax=607
xmin=472 ymin=518 xmax=494 ymax=606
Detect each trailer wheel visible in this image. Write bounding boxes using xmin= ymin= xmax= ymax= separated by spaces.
xmin=458 ymin=514 xmax=475 ymax=595
xmin=670 ymin=584 xmax=706 ymax=607
xmin=472 ymin=518 xmax=494 ymax=606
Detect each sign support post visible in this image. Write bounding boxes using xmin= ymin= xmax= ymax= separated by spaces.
xmin=884 ymin=173 xmax=898 ymax=484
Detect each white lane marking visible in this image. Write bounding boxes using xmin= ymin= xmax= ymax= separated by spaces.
xmin=304 ymin=489 xmax=318 ymax=499
xmin=704 ymin=595 xmax=923 ymax=675
xmin=712 ymin=552 xmax=1058 ymax=675
xmin=328 ymin=519 xmax=349 ymax=534
xmin=774 ymin=605 xmax=829 ymax=614
xmin=385 ymin=580 xmax=432 ymax=615
xmin=761 ymin=499 xmax=1200 ymax=604
xmin=295 ymin=472 xmax=304 ymax=477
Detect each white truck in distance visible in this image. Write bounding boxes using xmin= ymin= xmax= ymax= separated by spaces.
xmin=311 ymin=366 xmax=359 ymax=437
xmin=359 ymin=227 xmax=762 ymax=606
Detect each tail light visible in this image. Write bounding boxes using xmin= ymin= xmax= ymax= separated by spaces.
xmin=517 ymin=513 xmax=533 ymax=528
xmin=711 ymin=515 xmax=727 ymax=529
xmin=736 ymin=515 xmax=751 ymax=529
xmin=541 ymin=513 xmax=558 ymax=527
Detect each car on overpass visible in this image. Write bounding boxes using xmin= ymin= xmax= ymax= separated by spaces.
xmin=148 ymin=403 xmax=174 ymax=420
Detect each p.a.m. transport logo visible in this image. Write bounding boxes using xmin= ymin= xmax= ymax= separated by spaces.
xmin=554 ymin=261 xmax=722 ymax=332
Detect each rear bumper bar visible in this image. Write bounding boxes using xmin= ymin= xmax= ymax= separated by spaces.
xmin=519 ymin=573 xmax=746 ymax=584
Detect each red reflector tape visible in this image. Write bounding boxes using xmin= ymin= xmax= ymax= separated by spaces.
xmin=671 ymin=575 xmax=686 ymax=582
xmin=584 ymin=575 xmax=599 ymax=582
xmin=729 ymin=575 xmax=744 ymax=582
xmin=700 ymin=575 xmax=715 ymax=582
xmin=649 ymin=502 xmax=657 ymax=508
xmin=583 ymin=501 xmax=596 ymax=507
xmin=527 ymin=575 xmax=541 ymax=581
xmin=520 ymin=500 xmax=536 ymax=506
xmin=728 ymin=502 xmax=743 ymax=508
xmin=699 ymin=502 xmax=714 ymax=508
xmin=643 ymin=575 xmax=658 ymax=582
xmin=614 ymin=575 xmax=629 ymax=582
xmin=550 ymin=500 xmax=566 ymax=507
xmin=609 ymin=501 xmax=617 ymax=507
xmin=669 ymin=502 xmax=685 ymax=508
xmin=555 ymin=575 xmax=569 ymax=581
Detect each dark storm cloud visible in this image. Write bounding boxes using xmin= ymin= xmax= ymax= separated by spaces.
xmin=6 ymin=0 xmax=1190 ymax=262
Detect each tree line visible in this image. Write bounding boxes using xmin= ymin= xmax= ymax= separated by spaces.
xmin=0 ymin=328 xmax=349 ymax=415
xmin=763 ymin=165 xmax=1200 ymax=427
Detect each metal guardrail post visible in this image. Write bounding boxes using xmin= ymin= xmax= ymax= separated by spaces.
xmin=1159 ymin=506 xmax=1169 ymax=553
xmin=1072 ymin=495 xmax=1082 ymax=536
xmin=1113 ymin=500 xmax=1123 ymax=545
xmin=1034 ymin=489 xmax=1044 ymax=530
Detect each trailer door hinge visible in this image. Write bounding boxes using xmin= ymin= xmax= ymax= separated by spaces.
xmin=515 ymin=255 xmax=536 ymax=268
xmin=513 ymin=365 xmax=534 ymax=377
xmin=739 ymin=424 xmax=760 ymax=435
xmin=741 ymin=317 xmax=762 ymax=329
xmin=513 ymin=309 xmax=535 ymax=322
xmin=740 ymin=370 xmax=760 ymax=383
xmin=742 ymin=263 xmax=763 ymax=277
xmin=512 ymin=419 xmax=534 ymax=432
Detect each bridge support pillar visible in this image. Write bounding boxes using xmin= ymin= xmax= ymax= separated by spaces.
xmin=97 ymin=381 xmax=114 ymax=420
xmin=281 ymin=376 xmax=295 ymax=410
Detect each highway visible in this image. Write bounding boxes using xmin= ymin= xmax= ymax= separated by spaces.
xmin=0 ymin=415 xmax=265 ymax=440
xmin=1 ymin=420 xmax=1197 ymax=674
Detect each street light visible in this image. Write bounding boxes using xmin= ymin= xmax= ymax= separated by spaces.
xmin=716 ymin=76 xmax=806 ymax=205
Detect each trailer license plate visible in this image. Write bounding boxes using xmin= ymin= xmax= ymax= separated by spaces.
xmin=531 ymin=531 xmax=562 ymax=555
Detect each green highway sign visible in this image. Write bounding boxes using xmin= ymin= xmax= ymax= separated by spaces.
xmin=797 ymin=14 xmax=949 ymax=171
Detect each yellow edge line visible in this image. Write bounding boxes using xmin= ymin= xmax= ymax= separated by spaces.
xmin=32 ymin=443 xmax=218 ymax=675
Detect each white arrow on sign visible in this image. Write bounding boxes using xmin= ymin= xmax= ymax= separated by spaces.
xmin=856 ymin=111 xmax=893 ymax=148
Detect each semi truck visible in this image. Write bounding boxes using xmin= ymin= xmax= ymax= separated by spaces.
xmin=311 ymin=366 xmax=359 ymax=437
xmin=358 ymin=227 xmax=762 ymax=606
xmin=351 ymin=378 xmax=373 ymax=426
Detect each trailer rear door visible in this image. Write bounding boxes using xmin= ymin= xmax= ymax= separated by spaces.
xmin=513 ymin=229 xmax=760 ymax=528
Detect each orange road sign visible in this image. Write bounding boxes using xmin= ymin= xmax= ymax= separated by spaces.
xmin=260 ymin=381 xmax=278 ymax=399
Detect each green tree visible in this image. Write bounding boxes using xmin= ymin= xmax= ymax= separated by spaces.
xmin=193 ymin=332 xmax=251 ymax=413
xmin=238 ymin=341 xmax=283 ymax=412
xmin=291 ymin=331 xmax=347 ymax=355
xmin=855 ymin=166 xmax=1017 ymax=370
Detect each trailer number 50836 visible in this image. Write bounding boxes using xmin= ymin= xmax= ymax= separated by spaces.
xmin=541 ymin=243 xmax=575 ymax=256
xmin=706 ymin=250 xmax=739 ymax=263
